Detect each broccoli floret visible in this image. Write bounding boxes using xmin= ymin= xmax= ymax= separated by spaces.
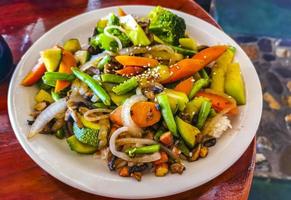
xmin=148 ymin=6 xmax=186 ymax=45
xmin=108 ymin=28 xmax=132 ymax=47
xmin=108 ymin=13 xmax=120 ymax=26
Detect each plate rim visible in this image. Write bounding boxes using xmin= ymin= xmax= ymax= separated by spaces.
xmin=8 ymin=5 xmax=262 ymax=199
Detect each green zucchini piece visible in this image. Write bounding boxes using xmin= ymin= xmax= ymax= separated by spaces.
xmin=67 ymin=135 xmax=98 ymax=154
xmin=176 ymin=116 xmax=200 ymax=148
xmin=41 ymin=48 xmax=62 ymax=72
xmin=63 ymin=38 xmax=81 ymax=53
xmin=73 ymin=123 xmax=99 ymax=147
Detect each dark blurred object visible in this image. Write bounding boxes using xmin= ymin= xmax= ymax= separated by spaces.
xmin=195 ymin=0 xmax=212 ymax=12
xmin=0 ymin=35 xmax=13 ymax=83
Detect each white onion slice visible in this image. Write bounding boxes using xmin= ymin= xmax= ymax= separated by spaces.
xmin=104 ymin=25 xmax=126 ymax=51
xmin=80 ymin=52 xmax=107 ymax=71
xmin=28 ymin=98 xmax=67 ymax=138
xmin=109 ymin=127 xmax=161 ymax=162
xmin=116 ymin=138 xmax=156 ymax=146
xmin=121 ymin=94 xmax=146 ymax=137
xmin=135 ymin=87 xmax=142 ymax=95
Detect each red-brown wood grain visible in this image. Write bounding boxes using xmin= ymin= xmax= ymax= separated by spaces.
xmin=0 ymin=0 xmax=255 ymax=199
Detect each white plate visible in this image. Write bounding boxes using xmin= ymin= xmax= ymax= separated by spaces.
xmin=8 ymin=5 xmax=262 ymax=199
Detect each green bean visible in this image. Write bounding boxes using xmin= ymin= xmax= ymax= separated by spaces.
xmin=154 ymin=129 xmax=164 ymax=141
xmin=97 ymin=55 xmax=111 ymax=69
xmin=55 ymin=128 xmax=65 ymax=139
xmin=189 ymin=78 xmax=209 ymax=99
xmin=177 ymin=140 xmax=190 ymax=157
xmin=101 ymin=73 xmax=128 ymax=83
xmin=199 ymin=69 xmax=209 ymax=79
xmin=196 ymin=100 xmax=212 ymax=129
xmin=42 ymin=72 xmax=75 ymax=86
xmin=112 ymin=77 xmax=138 ymax=95
xmin=72 ymin=67 xmax=111 ymax=105
xmin=125 ymin=144 xmax=160 ymax=157
xmin=157 ymin=93 xmax=178 ymax=137
xmin=51 ymin=90 xmax=61 ymax=101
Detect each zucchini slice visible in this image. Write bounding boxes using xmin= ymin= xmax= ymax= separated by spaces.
xmin=41 ymin=48 xmax=62 ymax=72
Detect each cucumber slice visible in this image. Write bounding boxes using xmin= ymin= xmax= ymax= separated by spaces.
xmin=73 ymin=123 xmax=99 ymax=147
xmin=74 ymin=50 xmax=91 ymax=65
xmin=41 ymin=48 xmax=62 ymax=72
xmin=63 ymin=38 xmax=81 ymax=53
xmin=66 ymin=135 xmax=98 ymax=154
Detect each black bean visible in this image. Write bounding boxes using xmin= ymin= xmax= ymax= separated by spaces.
xmin=203 ymin=137 xmax=217 ymax=147
xmin=128 ymin=164 xmax=148 ymax=174
xmin=27 ymin=120 xmax=34 ymax=125
xmin=108 ymin=156 xmax=117 ymax=171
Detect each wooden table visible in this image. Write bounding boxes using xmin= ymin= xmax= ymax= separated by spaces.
xmin=0 ymin=0 xmax=256 ymax=199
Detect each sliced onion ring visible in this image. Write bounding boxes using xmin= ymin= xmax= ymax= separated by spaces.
xmin=28 ymin=98 xmax=67 ymax=138
xmin=104 ymin=25 xmax=126 ymax=51
xmin=109 ymin=127 xmax=161 ymax=162
xmin=121 ymin=94 xmax=146 ymax=137
xmin=116 ymin=138 xmax=156 ymax=146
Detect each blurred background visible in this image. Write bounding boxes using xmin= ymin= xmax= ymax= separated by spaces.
xmin=195 ymin=0 xmax=291 ymax=199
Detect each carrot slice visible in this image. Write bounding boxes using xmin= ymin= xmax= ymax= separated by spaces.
xmin=109 ymin=102 xmax=161 ymax=127
xmin=159 ymin=132 xmax=173 ymax=146
xmin=174 ymin=77 xmax=194 ymax=96
xmin=161 ymin=59 xmax=205 ymax=84
xmin=115 ymin=56 xmax=158 ymax=67
xmin=118 ymin=8 xmax=127 ymax=16
xmin=196 ymin=91 xmax=238 ymax=115
xmin=193 ymin=45 xmax=227 ymax=65
xmin=154 ymin=151 xmax=169 ymax=165
xmin=21 ymin=62 xmax=46 ymax=86
xmin=55 ymin=50 xmax=76 ymax=92
xmin=116 ymin=66 xmax=145 ymax=76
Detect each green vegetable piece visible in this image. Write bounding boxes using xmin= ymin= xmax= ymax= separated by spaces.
xmin=209 ymin=108 xmax=217 ymax=117
xmin=184 ymin=96 xmax=209 ymax=120
xmin=74 ymin=50 xmax=91 ymax=65
xmin=120 ymin=15 xmax=151 ymax=46
xmin=97 ymin=55 xmax=111 ymax=70
xmin=154 ymin=129 xmax=164 ymax=141
xmin=176 ymin=116 xmax=200 ymax=148
xmin=196 ymin=100 xmax=212 ymax=129
xmin=125 ymin=144 xmax=160 ymax=157
xmin=40 ymin=48 xmax=62 ymax=72
xmin=157 ymin=93 xmax=178 ymax=137
xmin=73 ymin=123 xmax=99 ymax=147
xmin=90 ymin=33 xmax=118 ymax=52
xmin=37 ymin=79 xmax=52 ymax=91
xmin=72 ymin=67 xmax=111 ymax=105
xmin=177 ymin=140 xmax=190 ymax=157
xmin=148 ymin=6 xmax=186 ymax=45
xmin=67 ymin=135 xmax=98 ymax=154
xmin=112 ymin=77 xmax=138 ymax=95
xmin=153 ymin=35 xmax=165 ymax=44
xmin=101 ymin=73 xmax=128 ymax=84
xmin=210 ymin=47 xmax=235 ymax=92
xmin=179 ymin=38 xmax=197 ymax=50
xmin=35 ymin=89 xmax=54 ymax=103
xmin=55 ymin=128 xmax=65 ymax=139
xmin=42 ymin=72 xmax=76 ymax=87
xmin=108 ymin=13 xmax=120 ymax=26
xmin=51 ymin=90 xmax=61 ymax=101
xmin=188 ymin=78 xmax=209 ymax=99
xmin=168 ymin=97 xmax=178 ymax=114
xmin=63 ymin=38 xmax=81 ymax=53
xmin=163 ymin=89 xmax=189 ymax=111
xmin=93 ymin=102 xmax=107 ymax=108
xmin=109 ymin=92 xmax=134 ymax=106
xmin=224 ymin=62 xmax=246 ymax=105
xmin=199 ymin=69 xmax=209 ymax=79
xmin=171 ymin=45 xmax=196 ymax=56
xmin=96 ymin=18 xmax=108 ymax=33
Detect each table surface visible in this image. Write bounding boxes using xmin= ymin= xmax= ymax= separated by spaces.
xmin=0 ymin=0 xmax=256 ymax=199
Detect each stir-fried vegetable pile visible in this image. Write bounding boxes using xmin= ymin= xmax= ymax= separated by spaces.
xmin=22 ymin=6 xmax=246 ymax=181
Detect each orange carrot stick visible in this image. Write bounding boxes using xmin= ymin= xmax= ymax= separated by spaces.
xmin=21 ymin=62 xmax=46 ymax=86
xmin=193 ymin=45 xmax=227 ymax=65
xmin=115 ymin=56 xmax=159 ymax=67
xmin=196 ymin=91 xmax=238 ymax=115
xmin=116 ymin=66 xmax=145 ymax=76
xmin=55 ymin=50 xmax=76 ymax=92
xmin=174 ymin=77 xmax=195 ymax=96
xmin=109 ymin=102 xmax=161 ymax=127
xmin=118 ymin=8 xmax=127 ymax=16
